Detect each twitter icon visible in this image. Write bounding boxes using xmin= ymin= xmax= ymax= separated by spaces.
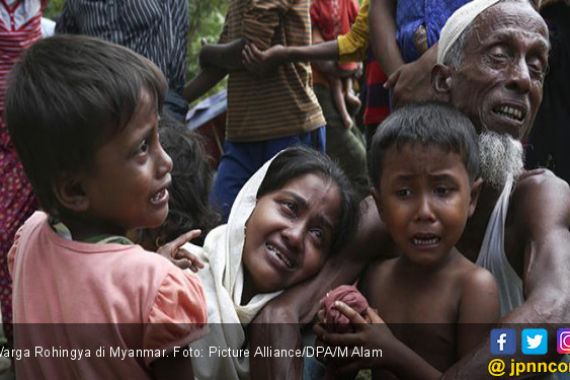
xmin=522 ymin=329 xmax=548 ymax=355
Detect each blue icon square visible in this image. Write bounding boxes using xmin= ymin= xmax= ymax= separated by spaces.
xmin=491 ymin=328 xmax=516 ymax=355
xmin=522 ymin=328 xmax=548 ymax=355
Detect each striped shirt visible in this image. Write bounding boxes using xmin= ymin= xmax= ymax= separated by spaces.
xmin=1 ymin=0 xmax=44 ymax=149
xmin=55 ymin=0 xmax=188 ymax=96
xmin=220 ymin=0 xmax=325 ymax=142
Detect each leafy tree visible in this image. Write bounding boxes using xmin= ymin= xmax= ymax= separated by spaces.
xmin=187 ymin=0 xmax=229 ymax=101
xmin=44 ymin=0 xmax=65 ymax=19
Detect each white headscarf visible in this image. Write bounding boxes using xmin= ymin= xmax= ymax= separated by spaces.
xmin=437 ymin=0 xmax=502 ymax=64
xmin=189 ymin=155 xmax=282 ymax=380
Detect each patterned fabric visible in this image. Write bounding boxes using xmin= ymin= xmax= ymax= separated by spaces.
xmin=362 ymin=50 xmax=390 ymax=127
xmin=55 ymin=0 xmax=189 ymax=96
xmin=396 ymin=0 xmax=469 ymax=62
xmin=0 ymin=0 xmax=43 ymax=147
xmin=218 ymin=0 xmax=325 ymax=142
xmin=0 ymin=0 xmax=43 ymax=343
xmin=311 ymin=0 xmax=359 ymax=42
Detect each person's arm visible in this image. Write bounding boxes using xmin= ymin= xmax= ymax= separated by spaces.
xmin=249 ymin=197 xmax=395 ymax=380
xmin=183 ymin=67 xmax=227 ymax=104
xmin=242 ymin=0 xmax=370 ymax=72
xmin=368 ymin=0 xmax=404 ymax=76
xmin=310 ymin=28 xmax=336 ymax=76
xmin=369 ymin=0 xmax=438 ymax=108
xmin=230 ymin=0 xmax=295 ymax=76
xmin=242 ymin=40 xmax=340 ymax=72
xmin=456 ymin=268 xmax=500 ymax=358
xmin=311 ymin=28 xmax=357 ymax=78
xmin=318 ymin=303 xmax=441 ymax=380
xmin=199 ymin=39 xmax=246 ymax=72
xmin=443 ymin=172 xmax=570 ymax=379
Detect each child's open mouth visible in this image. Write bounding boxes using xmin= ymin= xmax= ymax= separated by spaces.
xmin=411 ymin=234 xmax=441 ymax=247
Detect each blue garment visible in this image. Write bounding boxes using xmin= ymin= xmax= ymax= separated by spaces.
xmin=210 ymin=127 xmax=326 ymax=222
xmin=396 ymin=0 xmax=469 ymax=62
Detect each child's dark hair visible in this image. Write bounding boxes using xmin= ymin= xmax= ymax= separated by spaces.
xmin=368 ymin=102 xmax=480 ymax=187
xmin=6 ymin=35 xmax=167 ymax=215
xmin=152 ymin=114 xmax=220 ymax=245
xmin=257 ymin=146 xmax=359 ymax=255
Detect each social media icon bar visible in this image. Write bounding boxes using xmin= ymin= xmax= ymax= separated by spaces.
xmin=491 ymin=329 xmax=516 ymax=355
xmin=521 ymin=329 xmax=548 ymax=355
xmin=557 ymin=328 xmax=570 ymax=354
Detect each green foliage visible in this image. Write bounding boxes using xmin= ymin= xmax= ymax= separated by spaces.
xmin=187 ymin=0 xmax=229 ymax=102
xmin=44 ymin=0 xmax=65 ymax=19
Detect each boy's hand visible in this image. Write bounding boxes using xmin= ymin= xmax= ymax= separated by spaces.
xmin=314 ymin=301 xmax=395 ymax=373
xmin=313 ymin=307 xmax=329 ymax=363
xmin=242 ymin=43 xmax=287 ymax=76
xmin=157 ymin=229 xmax=205 ymax=272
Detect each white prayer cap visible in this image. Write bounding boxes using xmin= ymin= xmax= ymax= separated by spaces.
xmin=437 ymin=0 xmax=502 ymax=64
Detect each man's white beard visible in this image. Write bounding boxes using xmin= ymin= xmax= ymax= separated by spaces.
xmin=479 ymin=132 xmax=524 ymax=190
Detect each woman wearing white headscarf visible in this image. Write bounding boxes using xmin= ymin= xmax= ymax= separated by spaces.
xmin=187 ymin=146 xmax=359 ymax=380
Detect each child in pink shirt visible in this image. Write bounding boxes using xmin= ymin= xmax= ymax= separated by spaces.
xmin=5 ymin=35 xmax=207 ymax=379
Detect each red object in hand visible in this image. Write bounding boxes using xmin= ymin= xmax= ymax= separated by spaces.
xmin=321 ymin=285 xmax=369 ymax=333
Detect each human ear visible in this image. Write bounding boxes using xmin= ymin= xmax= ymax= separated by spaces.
xmin=52 ymin=174 xmax=89 ymax=213
xmin=370 ymin=187 xmax=384 ymax=219
xmin=468 ymin=177 xmax=483 ymax=217
xmin=432 ymin=64 xmax=453 ymax=99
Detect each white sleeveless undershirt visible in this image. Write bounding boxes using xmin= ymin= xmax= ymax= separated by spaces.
xmin=475 ymin=175 xmax=524 ymax=317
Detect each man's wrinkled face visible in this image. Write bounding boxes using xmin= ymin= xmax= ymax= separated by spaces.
xmin=449 ymin=2 xmax=549 ymax=140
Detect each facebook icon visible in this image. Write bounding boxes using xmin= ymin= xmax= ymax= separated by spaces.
xmin=491 ymin=329 xmax=516 ymax=355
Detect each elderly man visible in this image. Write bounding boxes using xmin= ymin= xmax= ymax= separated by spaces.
xmin=249 ymin=0 xmax=570 ymax=379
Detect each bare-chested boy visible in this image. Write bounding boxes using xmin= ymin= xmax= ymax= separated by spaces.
xmin=318 ymin=103 xmax=499 ymax=379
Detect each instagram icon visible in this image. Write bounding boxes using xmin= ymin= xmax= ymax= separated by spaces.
xmin=557 ymin=329 xmax=570 ymax=354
